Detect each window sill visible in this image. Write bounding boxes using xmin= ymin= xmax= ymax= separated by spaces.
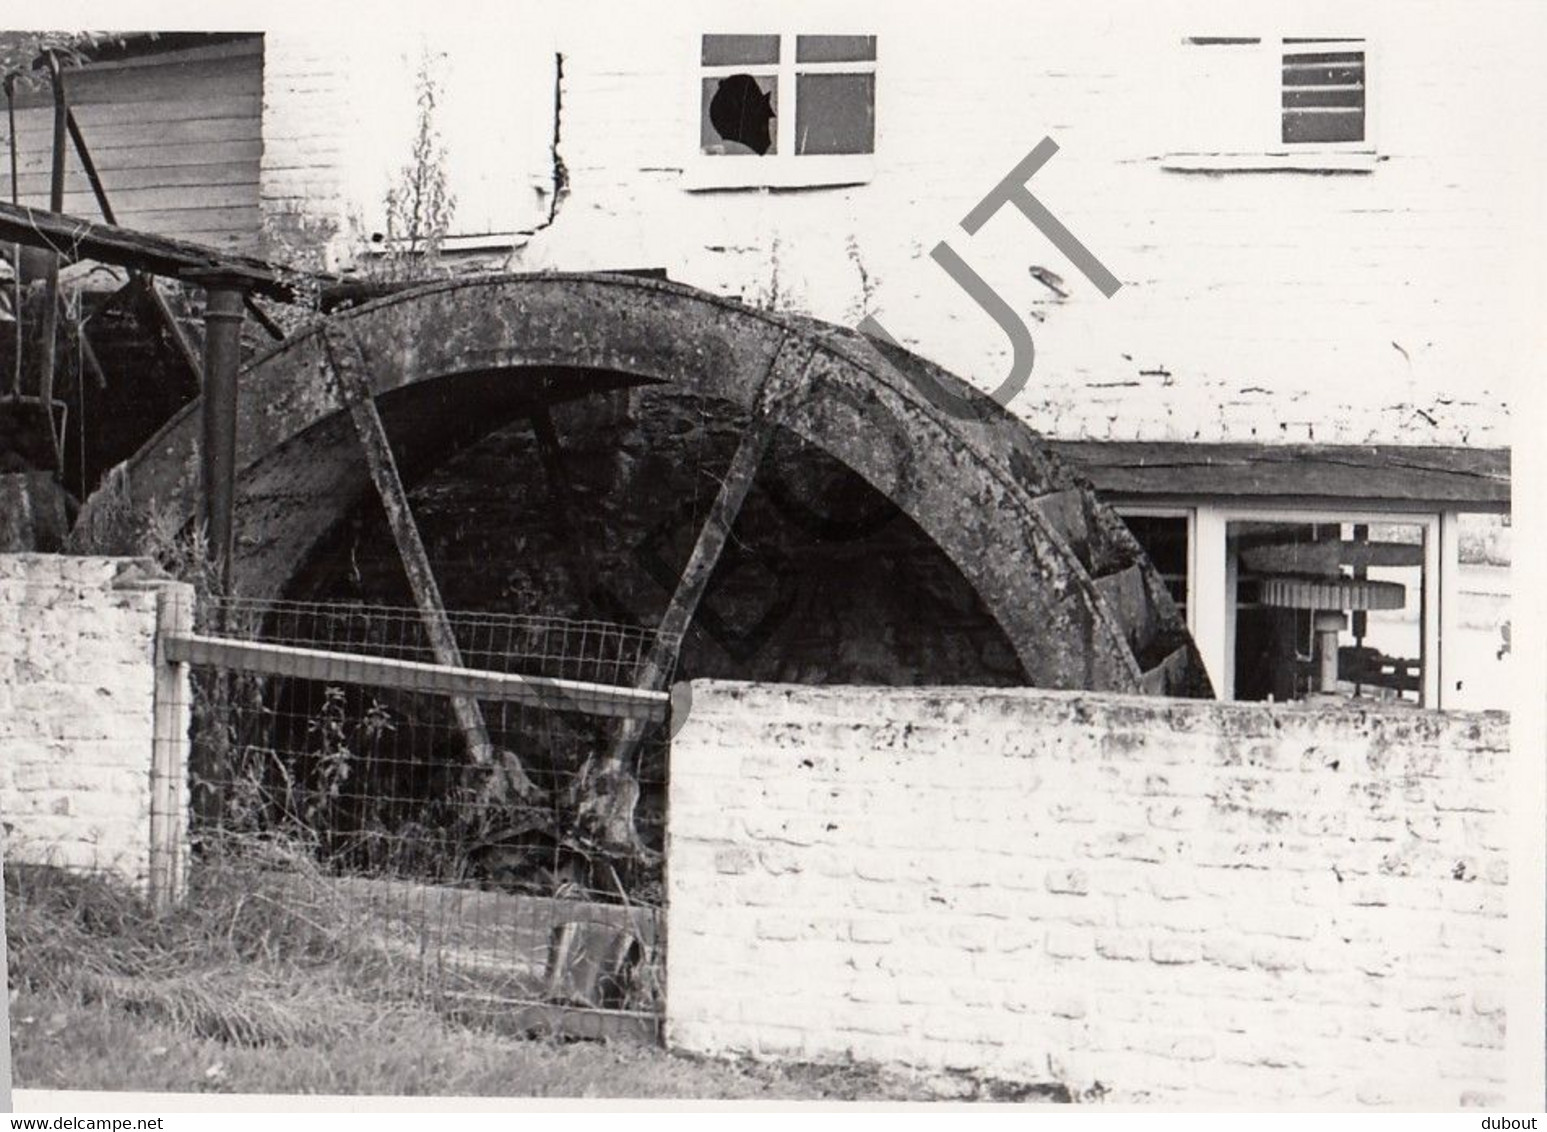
xmin=682 ymin=154 xmax=874 ymax=192
xmin=1160 ymin=151 xmax=1380 ymax=174
xmin=361 ymin=233 xmax=524 ymax=257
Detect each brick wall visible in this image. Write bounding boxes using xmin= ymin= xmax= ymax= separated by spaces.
xmin=667 ymin=681 xmax=1510 ymax=1107
xmin=510 ymin=4 xmax=1521 ymax=449
xmin=0 ymin=555 xmax=190 ymax=895
xmin=253 ymin=5 xmax=1520 ymax=448
xmin=259 ymin=32 xmax=352 ymax=267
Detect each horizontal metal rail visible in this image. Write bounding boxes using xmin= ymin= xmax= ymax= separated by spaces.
xmin=162 ymin=633 xmax=670 ymax=723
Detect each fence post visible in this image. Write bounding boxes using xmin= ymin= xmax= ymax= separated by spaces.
xmin=149 ymin=582 xmax=194 ymax=914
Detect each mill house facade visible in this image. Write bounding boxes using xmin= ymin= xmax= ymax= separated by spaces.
xmin=0 ymin=6 xmax=1515 ymax=712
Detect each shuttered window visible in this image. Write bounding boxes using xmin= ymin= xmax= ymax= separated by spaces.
xmin=1282 ymin=39 xmax=1366 ymax=145
xmin=1168 ymin=35 xmax=1374 ymax=168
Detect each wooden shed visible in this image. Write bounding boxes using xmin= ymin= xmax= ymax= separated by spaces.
xmin=6 ymin=34 xmax=263 ymax=253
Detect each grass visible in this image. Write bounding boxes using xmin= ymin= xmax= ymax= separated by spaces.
xmin=10 ymin=988 xmax=941 ymax=1099
xmin=4 ymin=852 xmax=1025 ymax=1102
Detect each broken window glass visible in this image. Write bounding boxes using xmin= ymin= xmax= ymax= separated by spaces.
xmin=702 ymin=74 xmax=779 ymax=155
xmin=699 ymin=33 xmax=877 ymax=163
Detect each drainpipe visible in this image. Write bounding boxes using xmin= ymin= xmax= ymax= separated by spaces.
xmin=35 ymin=51 xmax=66 ymax=468
xmin=5 ymin=72 xmax=21 ymax=399
xmin=183 ymin=269 xmax=258 ymax=597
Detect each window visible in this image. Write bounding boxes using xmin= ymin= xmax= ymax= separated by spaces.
xmin=1164 ymin=35 xmax=1375 ymax=172
xmin=1117 ymin=510 xmax=1192 ymax=624
xmin=688 ymin=33 xmax=876 ymax=189
xmin=1227 ymin=518 xmax=1426 ymax=705
xmin=1120 ymin=506 xmax=1444 ymax=707
xmin=1280 ymin=38 xmax=1366 ymax=145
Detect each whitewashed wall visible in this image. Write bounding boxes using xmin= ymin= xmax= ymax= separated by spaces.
xmin=669 ymin=680 xmax=1512 ymax=1107
xmin=261 ymin=1 xmax=1526 ymax=448
xmin=0 ymin=555 xmax=190 ymax=892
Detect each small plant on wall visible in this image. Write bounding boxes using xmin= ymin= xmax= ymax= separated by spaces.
xmin=374 ymin=47 xmax=457 ymax=283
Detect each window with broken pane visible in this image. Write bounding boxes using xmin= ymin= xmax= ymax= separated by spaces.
xmin=700 ymin=74 xmax=779 ymax=155
xmin=699 ymin=33 xmax=876 ymax=160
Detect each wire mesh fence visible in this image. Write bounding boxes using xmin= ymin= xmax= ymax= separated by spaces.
xmin=185 ymin=596 xmax=671 ymax=1026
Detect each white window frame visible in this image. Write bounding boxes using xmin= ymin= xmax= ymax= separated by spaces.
xmin=1163 ymin=35 xmax=1379 ymax=173
xmin=684 ymin=32 xmax=876 ymax=191
xmin=1120 ymin=502 xmax=1444 ymax=707
xmin=1278 ymin=37 xmax=1372 ymax=154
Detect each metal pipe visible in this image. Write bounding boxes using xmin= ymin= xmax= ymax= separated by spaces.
xmin=1312 ymin=610 xmax=1347 ymax=694
xmin=5 ymin=73 xmax=21 ymax=399
xmin=35 ymin=52 xmax=66 ymax=467
xmin=3 ymin=74 xmax=15 ymax=202
xmin=46 ymin=55 xmax=65 ymax=213
xmin=195 ymin=280 xmax=248 ymax=592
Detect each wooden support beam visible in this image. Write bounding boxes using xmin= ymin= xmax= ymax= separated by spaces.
xmin=62 ymin=110 xmax=217 ymax=379
xmin=530 ymin=406 xmax=571 ymax=497
xmin=187 ymin=272 xmax=252 ymax=594
xmin=138 ymin=276 xmax=203 ymax=386
xmin=1050 ymin=440 xmax=1512 ymax=509
xmin=320 ymin=323 xmax=541 ymax=801
xmin=64 ymin=106 xmax=116 ymax=226
xmin=244 ymin=293 xmax=285 ymax=341
xmin=529 ymin=404 xmax=610 ymax=609
xmin=575 ymin=338 xmax=814 ymax=854
xmin=73 ymin=311 xmax=107 ymax=391
xmin=649 ymin=341 xmax=813 ymax=681
xmin=0 ymin=199 xmax=328 ymax=304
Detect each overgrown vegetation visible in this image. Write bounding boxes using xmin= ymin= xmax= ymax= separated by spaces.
xmin=114 ymin=510 xmax=664 ymax=924
xmin=260 ymin=43 xmax=460 ymax=330
xmin=376 ymin=49 xmax=457 ymax=279
xmin=5 ymin=860 xmax=992 ymax=1100
xmin=6 ymin=853 xmax=417 ymax=1050
xmin=0 ymin=32 xmax=136 ymax=90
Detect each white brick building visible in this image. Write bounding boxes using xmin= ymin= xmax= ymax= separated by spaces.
xmin=6 ymin=3 xmax=1520 ymax=709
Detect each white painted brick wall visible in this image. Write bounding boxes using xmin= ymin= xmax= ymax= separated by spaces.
xmin=667 ymin=681 xmax=1509 ymax=1107
xmin=255 ymin=3 xmax=1521 ymax=448
xmin=259 ymin=32 xmax=354 ymax=267
xmin=0 ymin=555 xmax=191 ymax=891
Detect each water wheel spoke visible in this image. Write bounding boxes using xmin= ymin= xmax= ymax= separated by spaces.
xmin=320 ymin=323 xmax=541 ymax=803
xmin=576 ymin=338 xmax=815 ymax=854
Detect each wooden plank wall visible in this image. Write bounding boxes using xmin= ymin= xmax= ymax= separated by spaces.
xmin=5 ymin=37 xmax=263 ymax=254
